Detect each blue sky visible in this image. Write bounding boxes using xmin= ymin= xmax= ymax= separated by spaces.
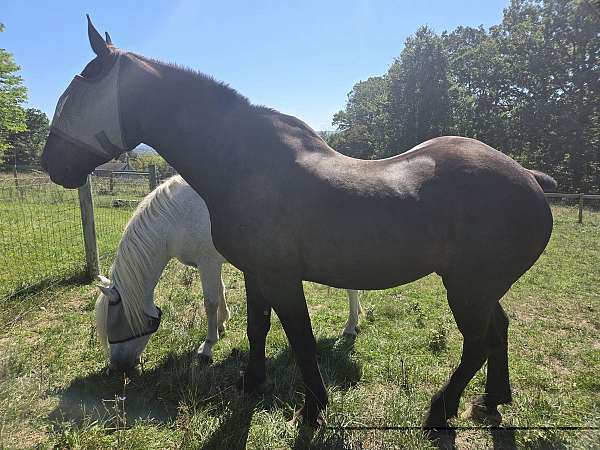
xmin=3 ymin=0 xmax=508 ymax=131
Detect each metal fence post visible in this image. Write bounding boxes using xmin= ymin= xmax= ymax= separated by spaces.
xmin=148 ymin=164 xmax=158 ymax=191
xmin=78 ymin=175 xmax=100 ymax=280
xmin=578 ymin=192 xmax=584 ymax=224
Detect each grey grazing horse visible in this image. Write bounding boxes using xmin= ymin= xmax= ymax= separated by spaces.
xmin=41 ymin=17 xmax=556 ymax=438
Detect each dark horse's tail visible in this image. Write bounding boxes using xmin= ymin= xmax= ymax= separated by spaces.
xmin=528 ymin=170 xmax=558 ymax=192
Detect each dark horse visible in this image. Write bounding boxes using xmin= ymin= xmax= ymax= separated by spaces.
xmin=42 ymin=18 xmax=556 ymax=437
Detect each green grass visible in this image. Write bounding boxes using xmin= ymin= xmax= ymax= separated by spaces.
xmin=0 ymin=205 xmax=599 ymax=449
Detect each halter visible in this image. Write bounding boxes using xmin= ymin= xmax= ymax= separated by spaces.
xmin=106 ymin=295 xmax=162 ymax=344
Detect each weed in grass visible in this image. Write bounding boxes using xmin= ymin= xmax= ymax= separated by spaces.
xmin=412 ymin=301 xmax=427 ymax=328
xmin=427 ymin=319 xmax=447 ymax=354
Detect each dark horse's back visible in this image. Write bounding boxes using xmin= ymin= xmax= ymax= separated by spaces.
xmin=297 ymin=136 xmax=554 ymax=292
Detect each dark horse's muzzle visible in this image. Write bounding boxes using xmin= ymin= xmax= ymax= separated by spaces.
xmin=41 ymin=131 xmax=108 ymax=189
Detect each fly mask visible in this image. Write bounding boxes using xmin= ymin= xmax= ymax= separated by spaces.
xmin=104 ymin=289 xmax=162 ymax=344
xmin=50 ymin=54 xmax=128 ymax=160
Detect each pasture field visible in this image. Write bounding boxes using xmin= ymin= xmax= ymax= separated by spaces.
xmin=0 ymin=205 xmax=598 ymax=449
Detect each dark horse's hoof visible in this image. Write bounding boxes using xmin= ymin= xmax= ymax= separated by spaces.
xmin=422 ymin=427 xmax=456 ymax=450
xmin=236 ymin=370 xmax=267 ymax=394
xmin=462 ymin=400 xmax=502 ymax=426
xmin=422 ymin=411 xmax=456 ymax=449
xmin=286 ymin=404 xmax=326 ymax=430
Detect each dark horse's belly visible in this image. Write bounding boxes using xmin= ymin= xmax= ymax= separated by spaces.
xmin=298 ymin=199 xmax=446 ymax=290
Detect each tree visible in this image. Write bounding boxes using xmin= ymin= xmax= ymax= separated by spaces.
xmin=331 ymin=1 xmax=600 ymax=192
xmin=0 ymin=23 xmax=27 ymax=160
xmin=331 ymin=76 xmax=391 ymax=158
xmin=495 ymin=0 xmax=600 ymax=191
xmin=443 ymin=25 xmax=511 ymax=149
xmin=2 ymin=108 xmax=49 ymax=169
xmin=129 ymin=153 xmax=173 ymax=177
xmin=387 ymin=26 xmax=450 ymax=153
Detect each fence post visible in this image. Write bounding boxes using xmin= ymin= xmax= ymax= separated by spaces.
xmin=13 ymin=165 xmax=24 ymax=200
xmin=78 ymin=175 xmax=100 ymax=280
xmin=109 ymin=172 xmax=114 ymax=194
xmin=578 ymin=193 xmax=584 ymax=224
xmin=148 ymin=164 xmax=158 ymax=191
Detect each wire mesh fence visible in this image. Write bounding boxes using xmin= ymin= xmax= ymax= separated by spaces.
xmin=90 ymin=171 xmax=155 ymax=273
xmin=0 ymin=170 xmax=86 ymax=310
xmin=0 ymin=168 xmax=159 ymax=326
xmin=545 ymin=194 xmax=600 ymax=226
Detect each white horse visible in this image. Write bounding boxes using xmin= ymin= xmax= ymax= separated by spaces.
xmin=96 ymin=175 xmax=362 ymax=368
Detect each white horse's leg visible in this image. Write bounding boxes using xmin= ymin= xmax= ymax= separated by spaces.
xmin=342 ymin=289 xmax=362 ymax=336
xmin=216 ymin=269 xmax=230 ymax=334
xmin=197 ymin=262 xmax=225 ymax=360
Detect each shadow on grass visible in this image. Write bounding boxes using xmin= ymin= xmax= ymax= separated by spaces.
xmin=48 ymin=336 xmax=361 ymax=449
xmin=0 ymin=272 xmax=90 ymax=328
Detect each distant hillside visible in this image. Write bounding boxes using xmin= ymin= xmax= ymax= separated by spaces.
xmin=132 ymin=144 xmax=157 ymax=155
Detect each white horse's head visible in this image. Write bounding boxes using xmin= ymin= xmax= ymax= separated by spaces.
xmin=95 ymin=275 xmax=160 ymax=371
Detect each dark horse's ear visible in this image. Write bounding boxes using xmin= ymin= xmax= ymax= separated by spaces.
xmin=105 ymin=32 xmax=113 ymax=46
xmin=86 ymin=14 xmax=109 ymax=57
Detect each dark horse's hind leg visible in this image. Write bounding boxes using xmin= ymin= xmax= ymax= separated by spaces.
xmin=464 ymin=303 xmax=512 ymax=425
xmin=239 ymin=272 xmax=272 ymax=393
xmin=422 ymin=281 xmax=509 ymax=436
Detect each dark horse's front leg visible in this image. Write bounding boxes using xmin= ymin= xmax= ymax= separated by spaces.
xmin=253 ymin=274 xmax=328 ymax=427
xmin=238 ymin=272 xmax=272 ymax=393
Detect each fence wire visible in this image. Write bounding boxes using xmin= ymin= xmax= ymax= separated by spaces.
xmin=0 ymin=171 xmax=85 ymax=311
xmin=545 ymin=195 xmax=600 ymax=226
xmin=90 ymin=172 xmax=154 ymax=274
xmin=0 ymin=169 xmax=158 ymax=327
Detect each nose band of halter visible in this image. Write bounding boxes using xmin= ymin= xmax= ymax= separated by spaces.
xmin=50 ymin=55 xmax=129 ymax=160
xmin=106 ymin=295 xmax=162 ymax=344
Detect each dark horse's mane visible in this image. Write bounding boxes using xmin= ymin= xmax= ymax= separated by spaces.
xmin=132 ymin=53 xmax=279 ymax=116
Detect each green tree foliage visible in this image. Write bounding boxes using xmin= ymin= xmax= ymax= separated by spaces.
xmin=0 ymin=23 xmax=27 ymax=159
xmin=331 ymin=0 xmax=600 ymax=192
xmin=496 ymin=0 xmax=600 ymax=191
xmin=332 ymin=76 xmax=391 ymax=158
xmin=1 ymin=108 xmax=49 ymax=169
xmin=387 ymin=26 xmax=450 ymax=153
xmin=129 ymin=153 xmax=173 ymax=177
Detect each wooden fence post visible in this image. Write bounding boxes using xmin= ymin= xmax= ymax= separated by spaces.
xmin=148 ymin=164 xmax=158 ymax=191
xmin=578 ymin=193 xmax=584 ymax=224
xmin=13 ymin=165 xmax=24 ymax=200
xmin=109 ymin=172 xmax=114 ymax=194
xmin=78 ymin=175 xmax=100 ymax=280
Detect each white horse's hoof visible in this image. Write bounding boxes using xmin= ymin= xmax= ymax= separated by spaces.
xmin=198 ymin=353 xmax=212 ymax=363
xmin=197 ymin=342 xmax=214 ymax=362
xmin=342 ymin=325 xmax=359 ymax=337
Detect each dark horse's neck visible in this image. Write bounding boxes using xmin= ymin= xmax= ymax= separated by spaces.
xmin=118 ymin=52 xmax=336 ymax=212
xmin=119 ymin=53 xmax=256 ymax=201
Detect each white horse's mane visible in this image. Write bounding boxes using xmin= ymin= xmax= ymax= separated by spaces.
xmin=97 ymin=175 xmax=190 ymax=342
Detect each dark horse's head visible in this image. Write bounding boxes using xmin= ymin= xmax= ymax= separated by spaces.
xmin=41 ymin=16 xmax=136 ymax=188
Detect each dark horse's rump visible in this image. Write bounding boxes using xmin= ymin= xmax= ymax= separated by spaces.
xmin=41 ymin=18 xmax=556 ymax=440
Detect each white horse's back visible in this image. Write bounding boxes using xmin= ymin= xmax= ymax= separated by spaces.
xmin=156 ymin=176 xmax=225 ymax=267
